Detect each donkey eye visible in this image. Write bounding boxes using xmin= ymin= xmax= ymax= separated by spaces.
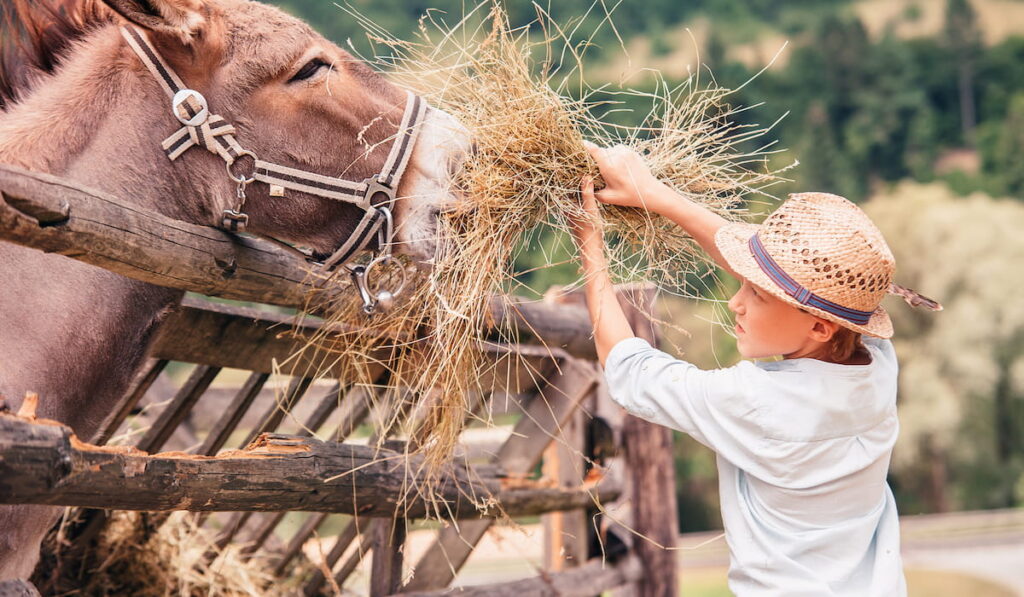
xmin=289 ymin=58 xmax=329 ymax=83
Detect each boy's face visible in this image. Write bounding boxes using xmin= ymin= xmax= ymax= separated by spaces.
xmin=728 ymin=279 xmax=835 ymax=359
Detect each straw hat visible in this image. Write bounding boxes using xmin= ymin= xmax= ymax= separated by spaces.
xmin=715 ymin=192 xmax=895 ymax=338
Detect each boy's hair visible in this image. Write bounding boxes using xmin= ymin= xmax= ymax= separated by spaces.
xmin=827 ymin=326 xmax=865 ymax=363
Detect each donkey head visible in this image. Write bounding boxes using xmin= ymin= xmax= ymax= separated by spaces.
xmin=101 ymin=0 xmax=466 ymax=262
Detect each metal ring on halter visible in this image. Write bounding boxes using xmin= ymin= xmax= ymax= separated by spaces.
xmin=351 ymin=254 xmax=408 ymax=314
xmin=226 ymin=150 xmax=258 ymax=185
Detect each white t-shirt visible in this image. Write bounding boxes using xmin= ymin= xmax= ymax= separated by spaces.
xmin=604 ymin=336 xmax=906 ymax=596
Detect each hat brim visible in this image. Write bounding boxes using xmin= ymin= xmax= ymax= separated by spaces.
xmin=715 ymin=222 xmax=893 ymax=339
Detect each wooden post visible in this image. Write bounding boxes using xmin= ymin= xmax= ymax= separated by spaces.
xmin=370 ymin=518 xmax=407 ymax=597
xmin=542 ymin=406 xmax=588 ymax=571
xmin=619 ymin=287 xmax=678 ymax=597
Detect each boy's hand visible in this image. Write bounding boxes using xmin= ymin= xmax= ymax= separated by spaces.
xmin=569 ymin=177 xmax=606 ymax=269
xmin=584 ymin=141 xmax=666 ymax=212
xmin=571 ymin=176 xmax=636 ymax=365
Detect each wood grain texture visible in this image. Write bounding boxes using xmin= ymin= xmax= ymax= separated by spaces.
xmin=0 ymin=163 xmax=328 ymax=307
xmin=0 ymin=414 xmax=617 ymax=519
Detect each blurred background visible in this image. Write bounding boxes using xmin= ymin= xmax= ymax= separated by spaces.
xmin=265 ymin=0 xmax=1024 ymax=594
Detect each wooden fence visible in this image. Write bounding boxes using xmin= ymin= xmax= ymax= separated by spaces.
xmin=0 ymin=164 xmax=678 ymax=596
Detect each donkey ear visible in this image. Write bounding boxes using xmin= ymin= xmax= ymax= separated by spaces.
xmin=101 ymin=0 xmax=206 ymax=44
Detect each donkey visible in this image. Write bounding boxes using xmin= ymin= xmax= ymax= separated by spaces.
xmin=0 ymin=0 xmax=467 ymax=580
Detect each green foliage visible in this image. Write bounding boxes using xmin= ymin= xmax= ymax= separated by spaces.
xmin=866 ymin=182 xmax=1024 ymax=512
xmin=992 ymin=93 xmax=1024 ymax=196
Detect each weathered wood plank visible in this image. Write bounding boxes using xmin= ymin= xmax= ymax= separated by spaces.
xmin=396 ymin=556 xmax=642 ymax=597
xmin=0 ymin=415 xmax=618 ymax=518
xmin=155 ymin=297 xmax=589 ymax=388
xmin=0 ymin=163 xmax=330 ymax=307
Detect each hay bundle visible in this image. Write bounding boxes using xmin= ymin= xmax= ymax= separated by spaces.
xmin=288 ymin=2 xmax=788 ymax=502
xmin=36 ymin=510 xmax=310 ymax=596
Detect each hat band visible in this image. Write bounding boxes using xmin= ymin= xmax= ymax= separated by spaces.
xmin=748 ymin=234 xmax=873 ymax=325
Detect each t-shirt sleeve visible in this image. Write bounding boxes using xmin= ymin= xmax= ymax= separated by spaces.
xmin=604 ymin=337 xmax=766 ymax=464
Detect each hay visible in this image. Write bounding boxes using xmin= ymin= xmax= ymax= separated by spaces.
xmin=283 ymin=2 xmax=789 ymax=510
xmin=37 ymin=510 xmax=312 ymax=596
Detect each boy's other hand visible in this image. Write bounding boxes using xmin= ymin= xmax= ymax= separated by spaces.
xmin=583 ymin=140 xmax=666 ymax=211
xmin=570 ymin=177 xmax=607 ymax=268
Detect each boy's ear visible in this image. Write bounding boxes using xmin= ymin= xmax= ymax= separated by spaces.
xmin=808 ymin=318 xmax=839 ymax=343
xmin=102 ymin=0 xmax=206 ymax=44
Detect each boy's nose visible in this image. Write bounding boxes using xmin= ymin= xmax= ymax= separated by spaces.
xmin=728 ymin=292 xmax=743 ymax=314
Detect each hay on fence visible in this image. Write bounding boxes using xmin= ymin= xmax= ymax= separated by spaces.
xmin=37 ymin=510 xmax=311 ymax=596
xmin=282 ymin=1 xmax=789 ymax=511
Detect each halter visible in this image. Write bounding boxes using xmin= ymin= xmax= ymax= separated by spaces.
xmin=120 ymin=26 xmax=427 ymax=313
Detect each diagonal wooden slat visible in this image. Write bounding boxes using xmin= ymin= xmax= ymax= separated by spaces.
xmin=196 ymin=372 xmax=270 ymax=456
xmin=210 ymin=375 xmax=314 ymax=552
xmin=370 ymin=518 xmax=406 ymax=597
xmin=92 ymin=358 xmax=168 ymax=445
xmin=270 ymin=385 xmax=377 ymax=578
xmin=303 ymin=520 xmax=361 ymax=597
xmin=238 ymin=382 xmax=343 ymax=558
xmin=136 ymin=365 xmax=220 ymax=454
xmin=239 ymin=375 xmax=313 ymax=448
xmin=273 ymin=512 xmax=329 ymax=577
xmin=320 ymin=383 xmax=514 ymax=594
xmin=302 ymin=388 xmax=423 ymax=595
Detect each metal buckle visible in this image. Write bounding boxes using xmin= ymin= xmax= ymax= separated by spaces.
xmin=221 ymin=209 xmax=249 ymax=232
xmin=361 ymin=176 xmax=396 ymax=210
xmin=376 ymin=206 xmax=394 ymax=258
xmin=172 ymin=89 xmax=210 ymax=127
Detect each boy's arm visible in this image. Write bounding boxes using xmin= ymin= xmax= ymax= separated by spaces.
xmin=583 ymin=142 xmax=739 ymax=279
xmin=572 ymin=178 xmax=635 ymax=366
xmin=639 ymin=182 xmax=739 ymax=279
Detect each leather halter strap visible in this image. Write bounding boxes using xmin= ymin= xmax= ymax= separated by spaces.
xmin=120 ymin=26 xmax=427 ymax=271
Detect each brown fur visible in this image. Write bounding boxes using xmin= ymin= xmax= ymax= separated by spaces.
xmin=0 ymin=0 xmax=461 ymax=580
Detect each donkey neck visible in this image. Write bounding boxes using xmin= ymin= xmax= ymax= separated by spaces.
xmin=0 ymin=25 xmax=191 ymax=436
xmin=0 ymin=25 xmax=212 ymax=222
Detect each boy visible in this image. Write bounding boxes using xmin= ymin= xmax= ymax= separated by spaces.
xmin=572 ymin=142 xmax=908 ymax=595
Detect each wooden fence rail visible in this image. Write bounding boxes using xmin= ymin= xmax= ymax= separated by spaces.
xmin=0 ymin=413 xmax=617 ymax=519
xmin=0 ymin=163 xmax=597 ymax=359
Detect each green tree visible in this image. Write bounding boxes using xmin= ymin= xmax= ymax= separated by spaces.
xmin=993 ymin=93 xmax=1024 ymax=197
xmin=865 ymin=182 xmax=1024 ymax=513
xmin=904 ymin=103 xmax=940 ymax=181
xmin=943 ymin=0 xmax=982 ymax=145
